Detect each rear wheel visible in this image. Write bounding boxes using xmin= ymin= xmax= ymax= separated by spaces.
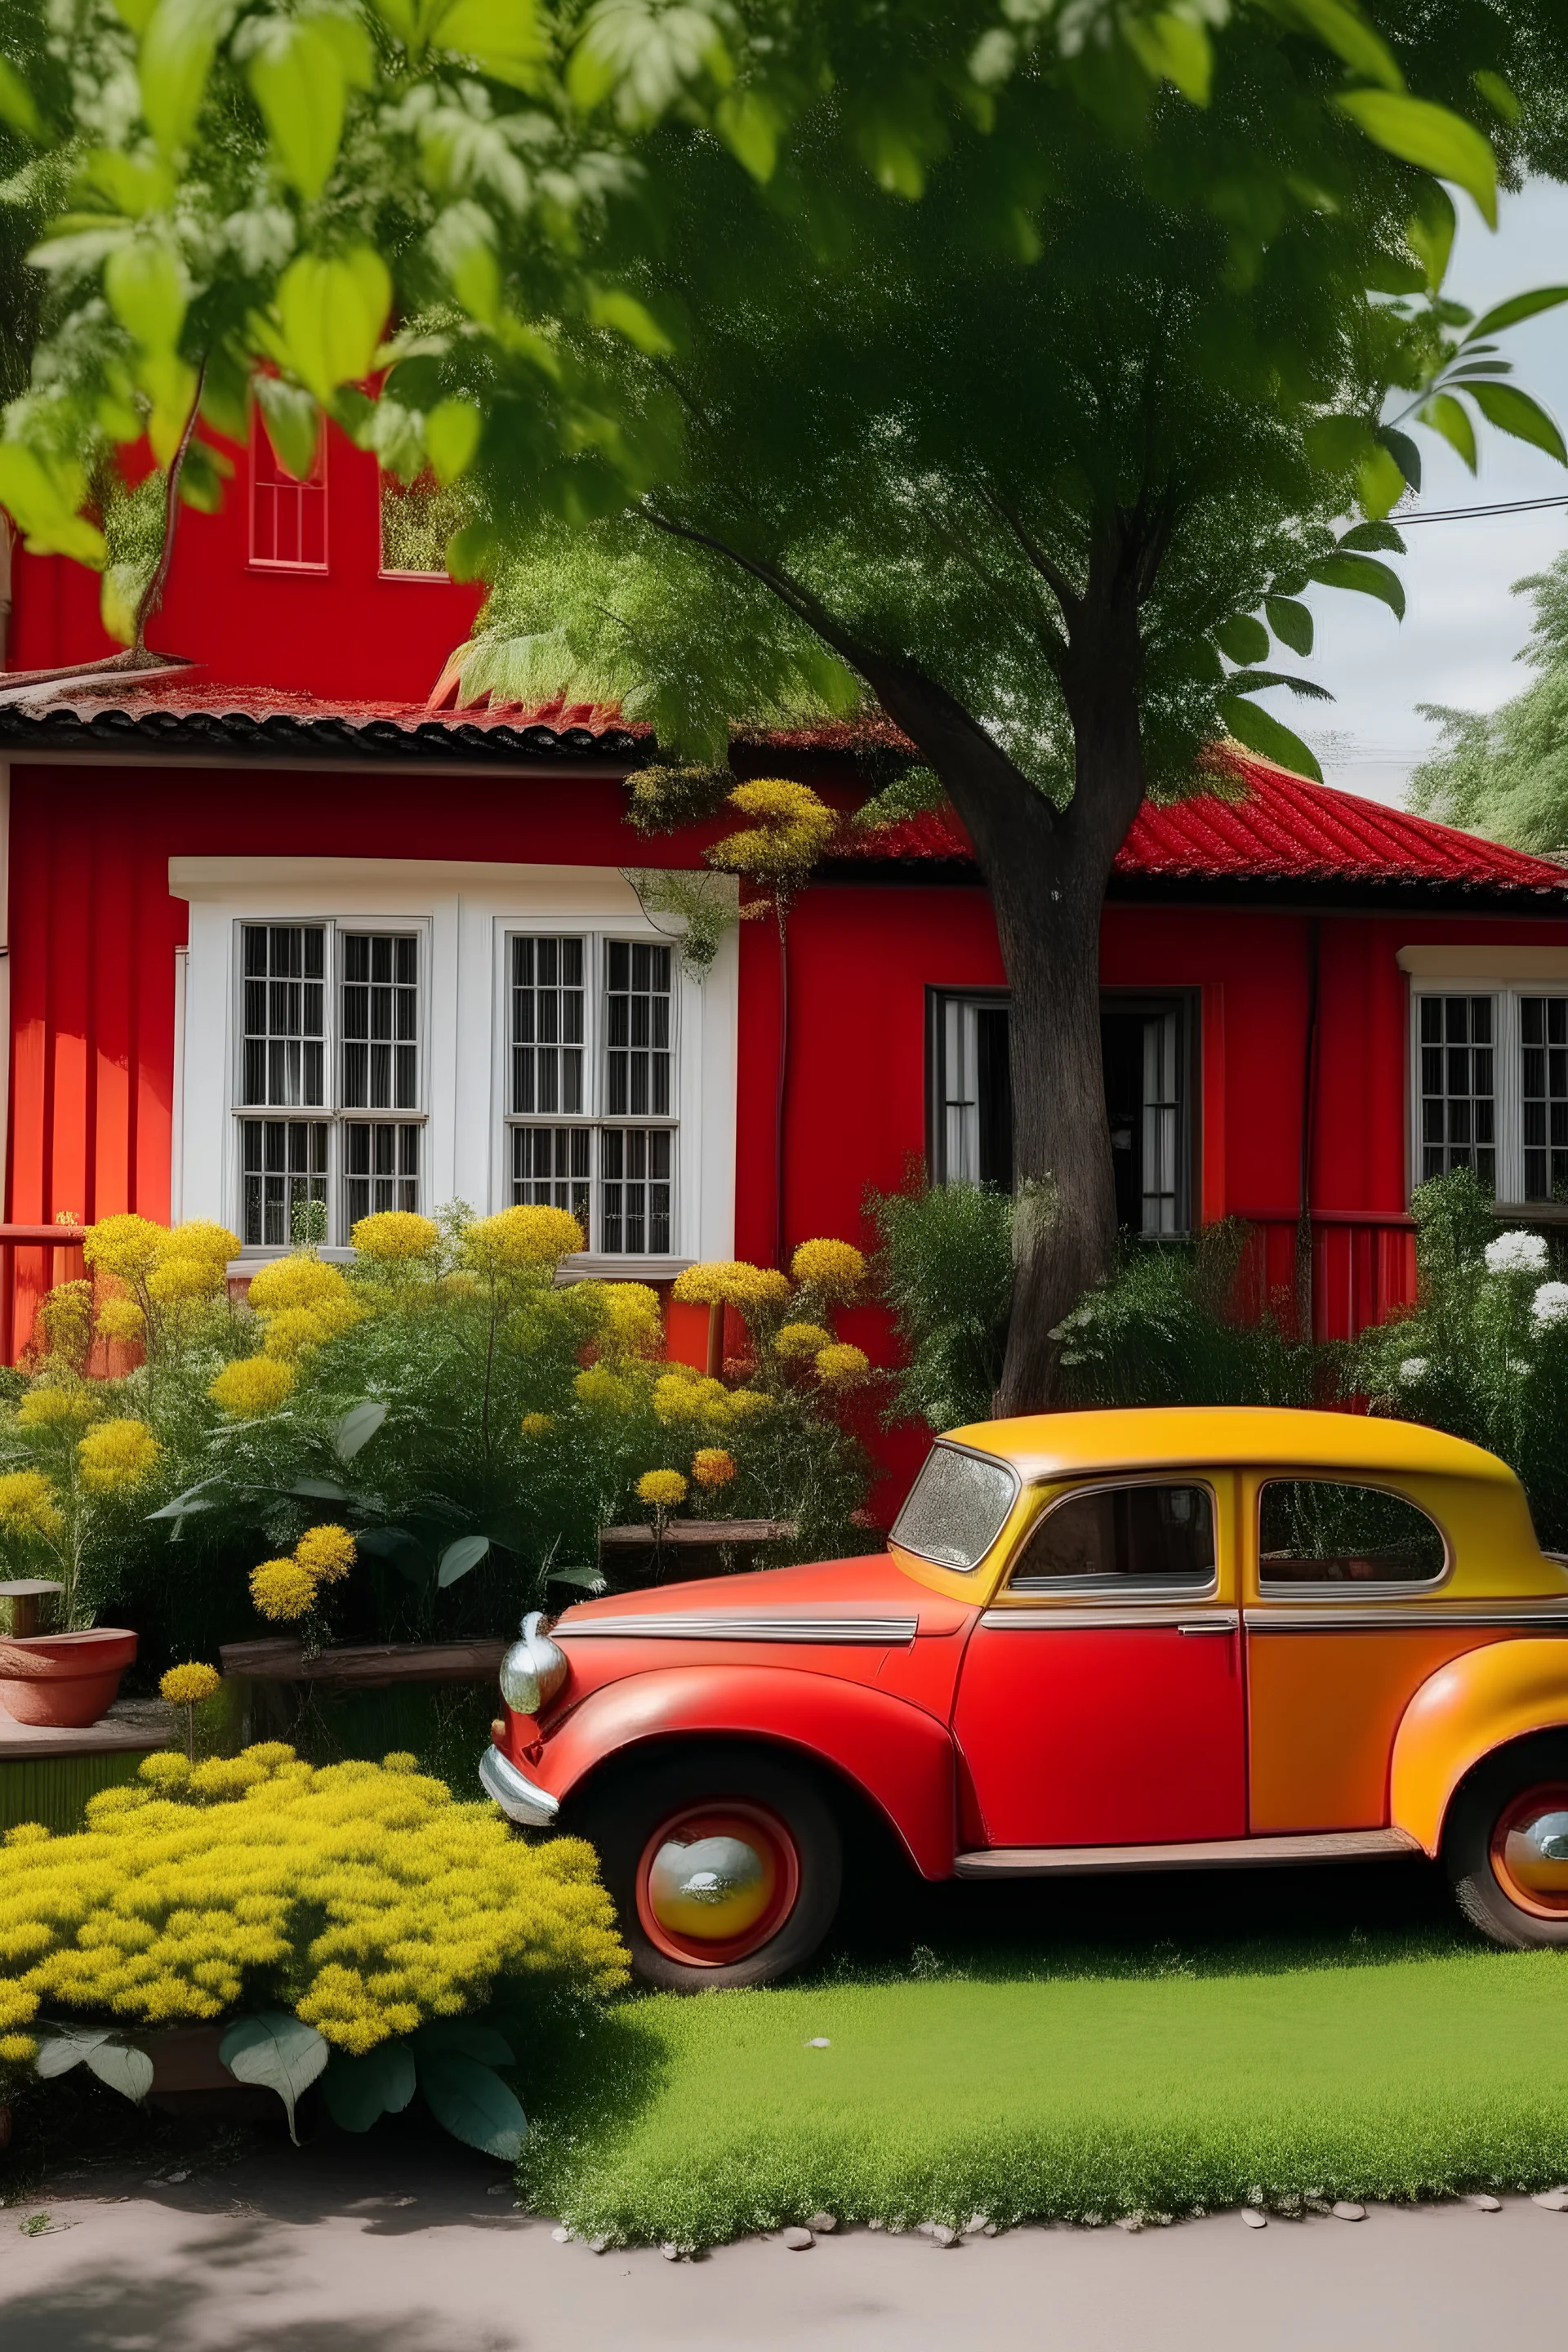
xmin=1446 ymin=1735 xmax=1568 ymax=1949
xmin=573 ymin=1747 xmax=842 ymax=1990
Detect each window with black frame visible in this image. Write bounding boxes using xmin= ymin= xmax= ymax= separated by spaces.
xmin=1258 ymin=1480 xmax=1447 ymax=1587
xmin=1009 ymin=1482 xmax=1217 ymax=1592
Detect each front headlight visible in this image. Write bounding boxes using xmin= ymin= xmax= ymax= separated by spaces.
xmin=499 ymin=1609 xmax=568 ymax=1717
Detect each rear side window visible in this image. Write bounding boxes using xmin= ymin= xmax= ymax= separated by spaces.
xmin=1009 ymin=1482 xmax=1216 ymax=1593
xmin=892 ymin=1444 xmax=1018 ymax=1572
xmin=1258 ymin=1480 xmax=1447 ymax=1588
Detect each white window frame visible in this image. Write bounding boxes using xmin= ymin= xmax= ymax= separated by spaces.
xmin=171 ymin=857 xmax=737 ymax=1274
xmin=500 ymin=928 xmax=680 ymax=1259
xmin=1408 ymin=974 xmax=1568 ymax=1212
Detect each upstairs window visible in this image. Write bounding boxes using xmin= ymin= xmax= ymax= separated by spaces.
xmin=250 ymin=412 xmax=327 ymax=571
xmin=235 ymin=921 xmax=423 ymax=1246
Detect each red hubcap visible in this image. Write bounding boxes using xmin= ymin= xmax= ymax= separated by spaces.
xmin=635 ymin=1800 xmax=801 ymax=1967
xmin=1490 ymin=1782 xmax=1568 ymax=1917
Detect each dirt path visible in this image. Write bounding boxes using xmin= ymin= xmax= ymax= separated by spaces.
xmin=0 ymin=2136 xmax=1544 ymax=2352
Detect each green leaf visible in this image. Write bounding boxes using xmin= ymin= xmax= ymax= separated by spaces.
xmin=1408 ymin=184 xmax=1455 ymax=294
xmin=1284 ymin=0 xmax=1403 ymax=92
xmin=0 ymin=444 xmax=105 ymax=565
xmin=103 ymin=237 xmax=189 ymax=353
xmin=255 ymin=372 xmax=321 ymax=483
xmin=1334 ymin=91 xmax=1498 ymax=228
xmin=0 ymin=57 xmax=42 ymax=139
xmin=323 ymin=2040 xmax=416 ymax=2132
xmin=33 ymin=2028 xmax=110 ymax=2078
xmin=418 ymin=2052 xmax=526 ymax=2160
xmin=1464 ymin=287 xmax=1568 ymax=343
xmin=1303 ymin=412 xmax=1371 ymax=473
xmin=245 ymin=21 xmax=350 ymax=203
xmin=715 ymin=87 xmax=783 ymax=181
xmin=1465 ymin=380 xmax=1568 ymax=467
xmin=1310 ymin=550 xmax=1406 ymax=620
xmin=1216 ymin=614 xmax=1268 ymax=665
xmin=1419 ymin=390 xmax=1477 ymax=472
xmin=146 ymin=1477 xmax=221 ymax=1521
xmin=437 ymin=1533 xmax=491 ymax=1587
xmin=586 ymin=283 xmax=674 ymax=358
xmin=1225 ymin=669 xmax=1334 ymax=702
xmin=448 ymin=519 xmax=500 ymax=581
xmin=434 ymin=0 xmax=546 ymax=89
xmin=87 ymin=2040 xmax=154 ymax=2102
xmin=429 ymin=203 xmax=501 ymax=325
xmin=1377 ymin=426 xmax=1421 ymax=492
xmin=1472 ymin=69 xmax=1518 ymax=126
xmin=413 ymin=2019 xmax=515 ymax=2066
xmin=335 ymin=1401 xmax=387 ymax=1463
xmin=548 ymin=1562 xmax=607 ymax=1592
xmin=1337 ymin=519 xmax=1405 ymax=553
xmin=1125 ymin=14 xmax=1211 ymax=105
xmin=1356 ymin=441 xmax=1406 ymax=521
xmin=425 ymin=398 xmax=481 ymax=486
xmin=1218 ymin=696 xmax=1324 ymax=782
xmin=220 ymin=2012 xmax=328 ymax=2145
xmin=274 ymin=247 xmax=392 ymax=403
xmin=139 ymin=0 xmax=238 ymax=157
xmin=1264 ymin=595 xmax=1314 ymax=657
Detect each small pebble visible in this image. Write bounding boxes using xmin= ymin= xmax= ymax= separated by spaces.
xmin=486 ymin=2185 xmax=510 ymax=2199
xmin=1333 ymin=2203 xmax=1365 ymax=2223
xmin=961 ymin=2214 xmax=989 ymax=2238
xmin=1114 ymin=2216 xmax=1143 ymax=2234
xmin=1466 ymin=2194 xmax=1502 ymax=2213
xmin=781 ymin=2226 xmax=813 ymax=2252
xmin=808 ymin=2212 xmax=837 ymax=2234
xmin=982 ymin=2222 xmax=999 ymax=2238
xmin=929 ymin=2225 xmax=957 ymax=2247
xmin=917 ymin=2221 xmax=935 ymax=2237
xmin=804 ymin=2038 xmax=831 ymax=2049
xmin=660 ymin=2243 xmax=681 ymax=2261
xmin=1532 ymin=2189 xmax=1568 ymax=2211
xmin=867 ymin=2218 xmax=884 ymax=2231
xmin=551 ymin=2226 xmax=572 ymax=2243
xmin=589 ymin=2238 xmax=608 ymax=2255
xmin=165 ymin=2172 xmax=190 ymax=2186
xmin=1241 ymin=2209 xmax=1267 ymax=2230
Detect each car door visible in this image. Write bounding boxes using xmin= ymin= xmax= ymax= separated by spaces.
xmin=951 ymin=1473 xmax=1246 ymax=1849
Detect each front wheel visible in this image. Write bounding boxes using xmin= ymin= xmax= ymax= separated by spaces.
xmin=573 ymin=1746 xmax=842 ymax=1990
xmin=1446 ymin=1735 xmax=1568 ymax=1949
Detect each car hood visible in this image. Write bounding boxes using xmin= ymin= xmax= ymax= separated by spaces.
xmin=550 ymin=1549 xmax=971 ymax=1642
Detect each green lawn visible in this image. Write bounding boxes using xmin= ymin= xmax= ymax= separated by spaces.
xmin=518 ymin=1931 xmax=1568 ymax=2246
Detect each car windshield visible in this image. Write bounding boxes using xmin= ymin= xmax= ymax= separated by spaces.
xmin=892 ymin=1443 xmax=1018 ymax=1572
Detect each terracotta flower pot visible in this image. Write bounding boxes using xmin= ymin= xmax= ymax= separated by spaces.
xmin=0 ymin=1628 xmax=137 ymax=1727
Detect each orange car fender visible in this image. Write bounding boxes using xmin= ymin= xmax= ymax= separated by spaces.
xmin=1391 ymin=1638 xmax=1568 ymax=1855
xmin=535 ymin=1664 xmax=959 ymax=1879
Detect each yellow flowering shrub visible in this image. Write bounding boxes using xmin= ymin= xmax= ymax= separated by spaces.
xmin=250 ymin=1559 xmax=317 ymax=1621
xmin=636 ymin=1468 xmax=688 ymax=1508
xmin=464 ymin=1205 xmax=585 ymax=1270
xmin=0 ymin=1746 xmax=626 ymax=2051
xmin=77 ymin=1418 xmax=160 ymax=1492
xmin=209 ymin=1356 xmax=295 ymax=1417
xmin=18 ymin=1384 xmax=96 ymax=1428
xmin=706 ymin=778 xmax=837 ymax=886
xmin=82 ymin=1214 xmax=169 ymax=1285
xmin=351 ymin=1211 xmax=439 ymax=1261
xmin=574 ymin=1365 xmax=636 ymax=1414
xmin=595 ymin=1281 xmax=663 ymax=1356
xmin=145 ymin=1251 xmax=225 ymax=1305
xmin=672 ymin=1260 xmax=791 ymax=1316
xmin=774 ymin=1320 xmax=832 ymax=1361
xmin=95 ymin=1296 xmax=145 ymax=1346
xmin=158 ymin=1663 xmax=220 ymax=1706
xmin=294 ymin=1524 xmax=355 ymax=1584
xmin=815 ymin=1343 xmax=871 ymax=1389
xmin=520 ymin=1411 xmax=554 ymax=1437
xmin=724 ymin=1387 xmax=773 ymax=1419
xmin=0 ymin=1469 xmax=62 ymax=1541
xmin=791 ymin=1238 xmax=866 ymax=1298
xmin=652 ymin=1370 xmax=732 ymax=1428
xmin=692 ymin=1447 xmax=735 ymax=1489
xmin=246 ymin=1257 xmax=358 ymax=1317
xmin=260 ymin=1306 xmax=359 ymax=1360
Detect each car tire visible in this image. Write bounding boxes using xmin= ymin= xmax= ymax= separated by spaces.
xmin=1446 ymin=1734 xmax=1568 ymax=1949
xmin=572 ymin=1745 xmax=843 ymax=1991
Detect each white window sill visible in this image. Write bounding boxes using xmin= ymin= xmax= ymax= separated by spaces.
xmin=227 ymin=1249 xmax=697 ymax=1282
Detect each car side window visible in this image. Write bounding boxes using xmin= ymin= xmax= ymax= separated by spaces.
xmin=1258 ymin=1480 xmax=1446 ymax=1588
xmin=1009 ymin=1483 xmax=1216 ymax=1594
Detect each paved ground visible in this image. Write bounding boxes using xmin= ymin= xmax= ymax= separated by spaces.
xmin=0 ymin=2131 xmax=1549 ymax=2352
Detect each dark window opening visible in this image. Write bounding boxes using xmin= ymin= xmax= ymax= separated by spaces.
xmin=929 ymin=991 xmax=1192 ymax=1234
xmin=1010 ymin=1481 xmax=1216 ymax=1592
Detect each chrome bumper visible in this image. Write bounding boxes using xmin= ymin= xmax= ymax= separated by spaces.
xmin=479 ymin=1744 xmax=561 ymax=1828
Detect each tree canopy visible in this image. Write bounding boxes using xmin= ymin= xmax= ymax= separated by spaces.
xmin=1410 ymin=548 xmax=1568 ymax=856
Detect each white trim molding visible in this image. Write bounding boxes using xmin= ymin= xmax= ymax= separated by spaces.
xmin=1399 ymin=945 xmax=1568 ymax=980
xmin=168 ymin=856 xmax=738 ymax=1267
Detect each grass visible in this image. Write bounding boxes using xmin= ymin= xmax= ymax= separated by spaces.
xmin=516 ymin=1880 xmax=1568 ymax=2246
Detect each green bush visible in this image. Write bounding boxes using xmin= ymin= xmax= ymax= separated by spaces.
xmin=1051 ymin=1223 xmax=1317 ymax=1410
xmin=866 ymin=1171 xmax=1013 ymax=1431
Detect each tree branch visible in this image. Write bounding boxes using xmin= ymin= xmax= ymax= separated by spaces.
xmin=975 ymin=481 xmax=1083 ymax=629
xmin=133 ymin=356 xmax=207 ymax=656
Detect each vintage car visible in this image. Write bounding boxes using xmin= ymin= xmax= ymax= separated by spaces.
xmin=479 ymin=1405 xmax=1568 ymax=1988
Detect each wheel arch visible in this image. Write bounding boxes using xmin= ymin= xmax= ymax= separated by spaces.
xmin=537 ymin=1664 xmax=958 ymax=1879
xmin=1391 ymin=1638 xmax=1568 ymax=1856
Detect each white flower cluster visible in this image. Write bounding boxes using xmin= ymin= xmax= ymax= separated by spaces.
xmin=1397 ymin=1356 xmax=1430 ymax=1383
xmin=1485 ymin=1231 xmax=1548 ymax=1276
xmin=1531 ymin=1281 xmax=1568 ymax=1331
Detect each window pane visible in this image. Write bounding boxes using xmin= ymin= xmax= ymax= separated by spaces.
xmin=1258 ymin=1480 xmax=1446 ymax=1586
xmin=240 ymin=1117 xmax=329 ymax=1246
xmin=510 ymin=1125 xmax=592 ymax=1232
xmin=1520 ymin=996 xmax=1568 ymax=1203
xmin=1417 ymin=994 xmax=1496 ymax=1192
xmin=891 ymin=1444 xmax=1018 ymax=1573
xmin=598 ymin=1125 xmax=670 ymax=1254
xmin=240 ymin=924 xmax=327 ymax=1107
xmin=341 ymin=933 xmax=418 ymax=1110
xmin=1009 ymin=1483 xmax=1216 ymax=1591
xmin=512 ymin=937 xmax=586 ymax=1120
xmin=605 ymin=942 xmax=671 ymax=1120
xmin=343 ymin=1120 xmax=421 ymax=1228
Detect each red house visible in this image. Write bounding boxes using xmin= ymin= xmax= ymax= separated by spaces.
xmin=3 ymin=416 xmax=1567 ymax=1437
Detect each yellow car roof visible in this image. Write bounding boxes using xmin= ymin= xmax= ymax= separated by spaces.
xmin=947 ymin=1405 xmax=1517 ymax=1489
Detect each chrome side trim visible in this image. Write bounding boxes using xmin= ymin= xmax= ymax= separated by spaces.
xmin=978 ymin=1606 xmax=1240 ymax=1633
xmin=1244 ymin=1604 xmax=1568 ymax=1633
xmin=479 ymin=1744 xmax=560 ymax=1828
xmin=554 ymin=1614 xmax=919 ymax=1646
xmin=954 ymin=1828 xmax=1422 ymax=1878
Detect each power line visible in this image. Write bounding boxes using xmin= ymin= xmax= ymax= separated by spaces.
xmin=1396 ymin=492 xmax=1568 ymax=525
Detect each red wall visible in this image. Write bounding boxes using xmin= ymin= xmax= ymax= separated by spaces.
xmin=10 ymin=422 xmax=486 ymax=700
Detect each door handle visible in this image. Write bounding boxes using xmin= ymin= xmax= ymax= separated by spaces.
xmin=1178 ymin=1621 xmax=1232 ymax=1636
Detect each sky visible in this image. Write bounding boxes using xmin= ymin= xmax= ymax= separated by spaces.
xmin=1257 ymin=176 xmax=1568 ymax=809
